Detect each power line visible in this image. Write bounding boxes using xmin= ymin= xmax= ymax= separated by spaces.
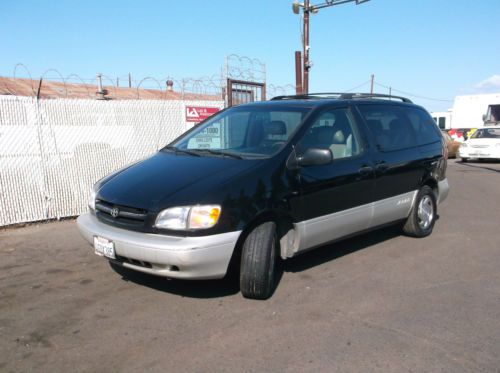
xmin=374 ymin=82 xmax=453 ymax=102
xmin=344 ymin=80 xmax=370 ymax=92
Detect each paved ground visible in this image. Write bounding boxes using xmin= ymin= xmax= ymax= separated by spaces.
xmin=1 ymin=159 xmax=499 ymax=372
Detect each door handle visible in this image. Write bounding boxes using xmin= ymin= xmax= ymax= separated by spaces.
xmin=375 ymin=161 xmax=388 ymax=171
xmin=358 ymin=166 xmax=374 ymax=175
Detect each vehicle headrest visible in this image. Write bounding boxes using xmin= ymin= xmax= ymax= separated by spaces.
xmin=333 ymin=130 xmax=345 ymax=143
xmin=315 ymin=126 xmax=335 ymax=144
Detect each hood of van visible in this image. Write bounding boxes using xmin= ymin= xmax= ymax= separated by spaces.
xmin=96 ymin=151 xmax=259 ymax=211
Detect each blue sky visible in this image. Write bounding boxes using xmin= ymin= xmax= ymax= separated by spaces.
xmin=1 ymin=0 xmax=499 ymax=111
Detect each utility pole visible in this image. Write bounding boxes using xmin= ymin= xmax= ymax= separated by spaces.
xmin=370 ymin=74 xmax=374 ymax=94
xmin=96 ymin=73 xmax=104 ymax=99
xmin=128 ymin=73 xmax=132 ymax=88
xmin=303 ymin=0 xmax=310 ymax=94
xmin=293 ymin=0 xmax=371 ymax=95
xmin=295 ymin=51 xmax=303 ymax=94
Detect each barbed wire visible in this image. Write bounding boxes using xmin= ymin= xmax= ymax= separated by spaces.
xmin=225 ymin=54 xmax=266 ymax=83
xmin=100 ymin=74 xmax=119 ymax=99
xmin=41 ymin=68 xmax=68 ymax=98
xmin=65 ymin=73 xmax=93 ymax=98
xmin=267 ymin=84 xmax=296 ymax=98
xmin=2 ymin=62 xmax=300 ymax=103
xmin=3 ymin=61 xmax=459 ymax=105
xmin=13 ymin=63 xmax=36 ymax=95
xmin=1 ymin=64 xmax=227 ymax=100
xmin=136 ymin=77 xmax=164 ymax=99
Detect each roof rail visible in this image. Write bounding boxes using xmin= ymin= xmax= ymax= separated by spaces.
xmin=271 ymin=92 xmax=413 ymax=103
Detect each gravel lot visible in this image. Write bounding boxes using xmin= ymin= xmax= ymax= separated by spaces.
xmin=1 ymin=159 xmax=499 ymax=372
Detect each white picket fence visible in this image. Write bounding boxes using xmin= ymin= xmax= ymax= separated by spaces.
xmin=0 ymin=96 xmax=223 ymax=226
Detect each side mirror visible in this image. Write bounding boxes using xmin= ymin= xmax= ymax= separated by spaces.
xmin=297 ymin=148 xmax=333 ymax=167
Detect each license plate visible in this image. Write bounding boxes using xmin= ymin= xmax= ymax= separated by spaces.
xmin=94 ymin=236 xmax=116 ymax=259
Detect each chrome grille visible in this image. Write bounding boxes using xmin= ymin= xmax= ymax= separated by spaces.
xmin=95 ymin=200 xmax=147 ymax=223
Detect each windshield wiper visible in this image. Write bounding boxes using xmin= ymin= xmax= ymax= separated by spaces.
xmin=195 ymin=149 xmax=244 ymax=159
xmin=163 ymin=146 xmax=201 ymax=157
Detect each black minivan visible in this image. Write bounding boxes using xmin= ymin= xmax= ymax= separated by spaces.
xmin=77 ymin=93 xmax=449 ymax=299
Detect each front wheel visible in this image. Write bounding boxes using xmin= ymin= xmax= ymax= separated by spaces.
xmin=461 ymin=157 xmax=468 ymax=163
xmin=240 ymin=222 xmax=279 ymax=300
xmin=403 ymin=186 xmax=437 ymax=238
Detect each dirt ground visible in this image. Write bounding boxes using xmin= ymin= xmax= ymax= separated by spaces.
xmin=1 ymin=159 xmax=499 ymax=372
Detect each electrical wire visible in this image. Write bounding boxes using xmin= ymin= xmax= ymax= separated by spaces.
xmin=375 ymin=82 xmax=453 ymax=102
xmin=344 ymin=80 xmax=370 ymax=92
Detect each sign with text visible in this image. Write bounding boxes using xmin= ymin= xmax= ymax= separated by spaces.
xmin=187 ymin=123 xmax=221 ymax=149
xmin=185 ymin=106 xmax=220 ymax=123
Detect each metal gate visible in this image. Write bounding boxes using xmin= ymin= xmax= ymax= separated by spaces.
xmin=227 ymin=79 xmax=266 ymax=107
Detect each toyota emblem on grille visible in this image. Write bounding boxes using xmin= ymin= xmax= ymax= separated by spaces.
xmin=110 ymin=207 xmax=120 ymax=218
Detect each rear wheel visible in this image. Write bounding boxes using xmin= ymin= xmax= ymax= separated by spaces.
xmin=461 ymin=157 xmax=468 ymax=163
xmin=240 ymin=222 xmax=279 ymax=300
xmin=403 ymin=186 xmax=437 ymax=238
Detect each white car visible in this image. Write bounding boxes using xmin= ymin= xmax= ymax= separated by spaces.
xmin=459 ymin=127 xmax=500 ymax=162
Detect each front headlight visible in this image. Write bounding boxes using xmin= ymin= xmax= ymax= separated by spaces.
xmin=155 ymin=205 xmax=221 ymax=230
xmin=89 ymin=188 xmax=97 ymax=210
xmin=495 ymin=143 xmax=500 ymax=148
xmin=460 ymin=143 xmax=468 ymax=148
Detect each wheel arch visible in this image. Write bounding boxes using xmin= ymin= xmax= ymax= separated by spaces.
xmin=422 ymin=176 xmax=438 ymax=197
xmin=225 ymin=209 xmax=297 ymax=277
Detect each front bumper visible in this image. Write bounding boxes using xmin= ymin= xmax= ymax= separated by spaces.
xmin=77 ymin=213 xmax=241 ymax=279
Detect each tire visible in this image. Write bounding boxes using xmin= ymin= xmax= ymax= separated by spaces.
xmin=403 ymin=186 xmax=437 ymax=238
xmin=461 ymin=157 xmax=468 ymax=163
xmin=240 ymin=222 xmax=279 ymax=300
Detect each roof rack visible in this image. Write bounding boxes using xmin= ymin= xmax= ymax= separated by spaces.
xmin=271 ymin=92 xmax=413 ymax=103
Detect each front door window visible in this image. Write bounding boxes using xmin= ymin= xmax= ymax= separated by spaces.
xmin=297 ymin=108 xmax=363 ymax=160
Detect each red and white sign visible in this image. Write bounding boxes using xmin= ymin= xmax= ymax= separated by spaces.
xmin=185 ymin=106 xmax=220 ymax=123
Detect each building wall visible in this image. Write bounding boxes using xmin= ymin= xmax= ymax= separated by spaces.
xmin=430 ymin=111 xmax=452 ymax=129
xmin=0 ymin=96 xmax=223 ymax=226
xmin=452 ymin=93 xmax=500 ymax=128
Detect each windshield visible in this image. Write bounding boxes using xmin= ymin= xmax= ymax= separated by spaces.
xmin=470 ymin=128 xmax=500 ymax=139
xmin=168 ymin=106 xmax=310 ymax=158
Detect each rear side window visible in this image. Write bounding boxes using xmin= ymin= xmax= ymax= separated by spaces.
xmin=358 ymin=105 xmax=441 ymax=151
xmin=406 ymin=108 xmax=443 ymax=145
xmin=357 ymin=105 xmax=417 ymax=151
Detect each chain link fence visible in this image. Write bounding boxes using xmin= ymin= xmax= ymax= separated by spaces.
xmin=0 ymin=96 xmax=223 ymax=226
xmin=0 ymin=58 xmax=299 ymax=226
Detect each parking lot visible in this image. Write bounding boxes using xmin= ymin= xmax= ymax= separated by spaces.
xmin=1 ymin=159 xmax=499 ymax=372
